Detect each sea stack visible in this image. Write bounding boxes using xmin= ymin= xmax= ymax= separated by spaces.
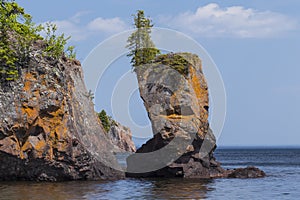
xmin=126 ymin=53 xmax=265 ymax=178
xmin=126 ymin=53 xmax=225 ymax=177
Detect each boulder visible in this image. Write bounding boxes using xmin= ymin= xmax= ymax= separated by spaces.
xmin=228 ymin=166 xmax=266 ymax=178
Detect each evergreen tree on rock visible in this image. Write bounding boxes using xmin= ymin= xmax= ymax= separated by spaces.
xmin=126 ymin=10 xmax=160 ymax=71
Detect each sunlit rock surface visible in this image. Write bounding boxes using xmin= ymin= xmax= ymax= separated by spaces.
xmin=107 ymin=121 xmax=136 ymax=152
xmin=0 ymin=41 xmax=123 ymax=181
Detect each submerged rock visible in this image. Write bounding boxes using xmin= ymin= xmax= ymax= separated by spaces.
xmin=126 ymin=53 xmax=265 ymax=179
xmin=0 ymin=41 xmax=123 ymax=181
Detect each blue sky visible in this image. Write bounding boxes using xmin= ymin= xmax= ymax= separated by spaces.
xmin=18 ymin=0 xmax=300 ymax=146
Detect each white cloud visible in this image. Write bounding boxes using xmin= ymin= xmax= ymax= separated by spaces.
xmin=70 ymin=11 xmax=91 ymax=24
xmin=53 ymin=20 xmax=87 ymax=41
xmin=87 ymin=17 xmax=127 ymax=33
xmin=161 ymin=3 xmax=297 ymax=38
xmin=46 ymin=12 xmax=128 ymax=42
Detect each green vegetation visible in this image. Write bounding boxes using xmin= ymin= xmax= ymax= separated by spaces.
xmin=66 ymin=45 xmax=76 ymax=59
xmin=155 ymin=54 xmax=190 ymax=75
xmin=98 ymin=110 xmax=111 ymax=133
xmin=0 ymin=0 xmax=41 ymax=80
xmin=126 ymin=11 xmax=190 ymax=76
xmin=0 ymin=0 xmax=76 ymax=82
xmin=43 ymin=22 xmax=71 ymax=60
xmin=126 ymin=10 xmax=160 ymax=71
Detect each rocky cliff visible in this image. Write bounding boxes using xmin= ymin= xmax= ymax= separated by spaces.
xmin=107 ymin=121 xmax=136 ymax=152
xmin=126 ymin=53 xmax=265 ymax=178
xmin=0 ymin=41 xmax=123 ymax=181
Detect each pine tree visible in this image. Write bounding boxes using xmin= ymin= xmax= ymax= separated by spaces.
xmin=98 ymin=110 xmax=111 ymax=133
xmin=126 ymin=10 xmax=160 ymax=70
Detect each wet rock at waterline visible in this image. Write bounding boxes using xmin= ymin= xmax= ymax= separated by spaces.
xmin=227 ymin=166 xmax=266 ymax=178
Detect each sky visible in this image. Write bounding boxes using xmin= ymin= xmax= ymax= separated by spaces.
xmin=18 ymin=0 xmax=300 ymax=147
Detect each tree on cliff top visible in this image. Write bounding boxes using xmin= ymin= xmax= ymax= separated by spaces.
xmin=126 ymin=10 xmax=160 ymax=70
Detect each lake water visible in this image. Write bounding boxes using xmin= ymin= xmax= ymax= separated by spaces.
xmin=0 ymin=148 xmax=299 ymax=199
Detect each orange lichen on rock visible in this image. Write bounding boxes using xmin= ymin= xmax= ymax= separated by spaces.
xmin=24 ymin=73 xmax=34 ymax=91
xmin=188 ymin=64 xmax=209 ymax=137
xmin=0 ymin=43 xmax=124 ymax=180
xmin=166 ymin=114 xmax=184 ymax=119
xmin=22 ymin=107 xmax=39 ymax=123
xmin=33 ymin=139 xmax=47 ymax=156
xmin=10 ymin=70 xmax=72 ymax=161
xmin=163 ymin=114 xmax=193 ymax=120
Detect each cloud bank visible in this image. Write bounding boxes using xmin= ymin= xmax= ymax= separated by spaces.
xmin=160 ymin=3 xmax=297 ymax=38
xmin=50 ymin=12 xmax=128 ymax=41
xmin=48 ymin=4 xmax=298 ymax=41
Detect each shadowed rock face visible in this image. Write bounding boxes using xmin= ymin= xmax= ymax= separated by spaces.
xmin=126 ymin=53 xmax=265 ymax=179
xmin=0 ymin=41 xmax=123 ymax=181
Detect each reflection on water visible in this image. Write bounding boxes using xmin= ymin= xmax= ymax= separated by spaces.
xmin=0 ymin=179 xmax=213 ymax=200
xmin=0 ymin=181 xmax=99 ymax=200
xmin=147 ymin=179 xmax=213 ymax=199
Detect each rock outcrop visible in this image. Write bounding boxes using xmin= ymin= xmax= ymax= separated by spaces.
xmin=126 ymin=53 xmax=265 ymax=179
xmin=227 ymin=166 xmax=266 ymax=178
xmin=107 ymin=121 xmax=136 ymax=152
xmin=0 ymin=41 xmax=123 ymax=181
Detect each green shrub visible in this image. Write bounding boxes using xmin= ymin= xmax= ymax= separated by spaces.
xmin=0 ymin=0 xmax=41 ymax=81
xmin=43 ymin=22 xmax=70 ymax=59
xmin=0 ymin=0 xmax=77 ymax=82
xmin=66 ymin=45 xmax=76 ymax=59
xmin=98 ymin=110 xmax=111 ymax=133
xmin=155 ymin=54 xmax=189 ymax=75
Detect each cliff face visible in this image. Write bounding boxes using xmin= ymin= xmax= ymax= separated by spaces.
xmin=0 ymin=41 xmax=123 ymax=181
xmin=126 ymin=53 xmax=224 ymax=178
xmin=107 ymin=121 xmax=136 ymax=152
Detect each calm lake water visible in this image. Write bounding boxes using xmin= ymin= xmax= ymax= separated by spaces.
xmin=0 ymin=148 xmax=299 ymax=200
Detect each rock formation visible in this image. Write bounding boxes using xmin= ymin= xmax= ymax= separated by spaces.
xmin=107 ymin=121 xmax=136 ymax=152
xmin=126 ymin=53 xmax=265 ymax=178
xmin=227 ymin=166 xmax=266 ymax=178
xmin=0 ymin=41 xmax=123 ymax=181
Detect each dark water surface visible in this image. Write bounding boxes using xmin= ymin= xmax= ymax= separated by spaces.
xmin=1 ymin=148 xmax=299 ymax=200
